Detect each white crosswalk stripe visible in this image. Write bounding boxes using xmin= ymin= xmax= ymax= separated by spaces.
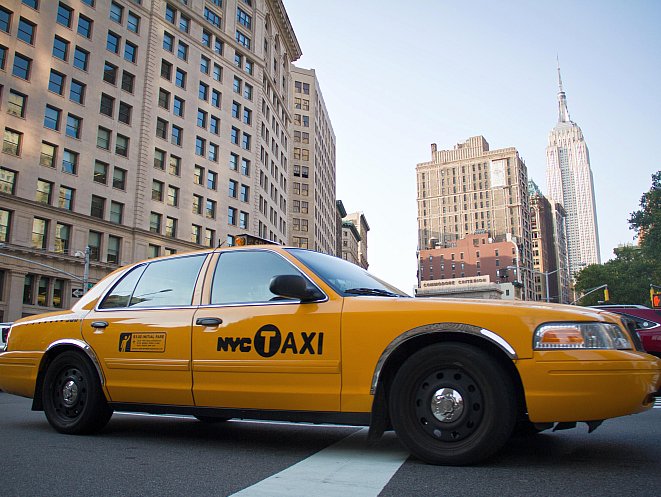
xmin=229 ymin=428 xmax=409 ymax=497
xmin=654 ymin=397 xmax=661 ymax=409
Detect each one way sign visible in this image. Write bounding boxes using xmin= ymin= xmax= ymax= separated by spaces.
xmin=71 ymin=288 xmax=85 ymax=298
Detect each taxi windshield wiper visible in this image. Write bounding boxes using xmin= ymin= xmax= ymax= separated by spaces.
xmin=344 ymin=288 xmax=401 ymax=297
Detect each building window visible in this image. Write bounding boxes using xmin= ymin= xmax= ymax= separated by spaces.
xmin=207 ymin=171 xmax=217 ymax=190
xmin=0 ymin=208 xmax=10 ymax=242
xmin=23 ymin=274 xmax=35 ymax=305
xmin=228 ymin=207 xmax=237 ymax=226
xmin=115 ymin=134 xmax=129 ymax=157
xmin=237 ymin=8 xmax=252 ymax=29
xmin=53 ymin=279 xmax=64 ymax=308
xmin=152 ymin=180 xmax=164 ymax=201
xmin=175 ymin=68 xmax=186 ymax=88
xmin=96 ymin=127 xmax=111 ymax=150
xmin=241 ymin=158 xmax=250 ymax=176
xmin=192 ymin=194 xmax=202 ymax=215
xmin=210 ymin=116 xmax=220 ymax=135
xmin=163 ymin=31 xmax=174 ymax=52
xmin=36 ymin=179 xmax=53 ymax=204
xmin=191 ymin=225 xmax=201 ymax=244
xmin=73 ymin=47 xmax=89 ymax=71
xmin=154 ymin=148 xmax=165 ymax=170
xmin=52 ymin=36 xmax=69 ymax=61
xmin=211 ymin=89 xmax=221 ymax=108
xmin=48 ymin=69 xmax=66 ymax=95
xmin=100 ymin=94 xmax=114 ymax=117
xmin=113 ymin=167 xmax=126 ymax=190
xmin=204 ymin=229 xmax=215 ymax=248
xmin=58 ymin=186 xmax=74 ymax=210
xmin=165 ymin=217 xmax=177 ymax=237
xmin=173 ymin=96 xmax=184 ymax=117
xmin=62 ymin=149 xmax=78 ymax=174
xmin=44 ymin=105 xmax=61 ymax=130
xmin=110 ymin=2 xmax=123 ymax=23
xmin=149 ymin=212 xmax=162 ymax=233
xmin=161 ymin=59 xmax=172 ymax=80
xmin=124 ymin=41 xmax=137 ymax=63
xmin=57 ymin=2 xmax=73 ymax=27
xmin=88 ymin=231 xmax=101 ymax=261
xmin=110 ymin=201 xmax=123 ymax=224
xmin=194 ymin=165 xmax=204 ymax=185
xmin=229 ymin=179 xmax=238 ymax=198
xmin=148 ymin=244 xmax=160 ymax=259
xmin=198 ymin=136 xmax=208 ymax=157
xmin=93 ymin=160 xmax=108 ymax=184
xmin=239 ymin=211 xmax=248 ymax=229
xmin=107 ymin=235 xmax=120 ymax=264
xmin=91 ymin=195 xmax=105 ymax=219
xmin=2 ymin=129 xmax=21 ymax=155
xmin=156 ymin=118 xmax=168 ymax=139
xmin=107 ymin=31 xmax=121 ymax=54
xmin=32 ymin=217 xmax=48 ymax=249
xmin=69 ymin=80 xmax=86 ymax=104
xmin=240 ymin=184 xmax=249 ymax=202
xmin=40 ymin=142 xmax=57 ymax=168
xmin=103 ymin=61 xmax=118 ymax=84
xmin=167 ymin=186 xmax=179 ymax=207
xmin=235 ymin=30 xmax=251 ymax=49
xmin=205 ymin=199 xmax=216 ymax=219
xmin=0 ymin=7 xmax=11 ymax=33
xmin=13 ymin=53 xmax=32 ymax=80
xmin=77 ymin=15 xmax=93 ymax=38
xmin=169 ymin=155 xmax=181 ymax=176
xmin=171 ymin=125 xmax=182 ymax=146
xmin=122 ymin=71 xmax=135 ymax=93
xmin=118 ymin=102 xmax=132 ymax=124
xmin=127 ymin=12 xmax=140 ymax=33
xmin=55 ymin=223 xmax=71 ymax=254
xmin=66 ymin=114 xmax=82 ymax=139
xmin=229 ymin=153 xmax=238 ymax=171
xmin=177 ymin=41 xmax=188 ymax=61
xmin=17 ymin=17 xmax=36 ymax=44
xmin=204 ymin=7 xmax=221 ymax=28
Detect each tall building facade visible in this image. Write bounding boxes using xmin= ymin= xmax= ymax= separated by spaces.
xmin=416 ymin=136 xmax=534 ymax=299
xmin=289 ymin=66 xmax=336 ymax=254
xmin=546 ymin=66 xmax=600 ymax=277
xmin=0 ymin=0 xmax=302 ymax=321
xmin=529 ymin=181 xmax=561 ymax=302
xmin=344 ymin=211 xmax=369 ymax=269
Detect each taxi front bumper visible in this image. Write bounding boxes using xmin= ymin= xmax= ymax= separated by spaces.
xmin=518 ymin=350 xmax=661 ymax=423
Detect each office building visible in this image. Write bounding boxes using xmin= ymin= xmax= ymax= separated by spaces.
xmin=416 ymin=136 xmax=533 ymax=299
xmin=546 ymin=65 xmax=600 ymax=277
xmin=0 ymin=0 xmax=301 ymax=320
xmin=289 ymin=66 xmax=336 ymax=254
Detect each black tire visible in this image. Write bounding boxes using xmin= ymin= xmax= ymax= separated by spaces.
xmin=194 ymin=415 xmax=230 ymax=423
xmin=389 ymin=343 xmax=517 ymax=465
xmin=42 ymin=351 xmax=113 ymax=434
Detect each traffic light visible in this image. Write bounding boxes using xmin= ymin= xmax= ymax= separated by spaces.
xmin=603 ymin=287 xmax=609 ymax=302
xmin=653 ymin=293 xmax=661 ymax=309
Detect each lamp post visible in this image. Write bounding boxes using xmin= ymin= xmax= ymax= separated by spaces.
xmin=505 ymin=265 xmax=559 ymax=302
xmin=0 ymin=243 xmax=90 ymax=293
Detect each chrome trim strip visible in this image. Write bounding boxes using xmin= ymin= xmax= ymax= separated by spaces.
xmin=369 ymin=323 xmax=518 ymax=394
xmin=46 ymin=339 xmax=106 ymax=386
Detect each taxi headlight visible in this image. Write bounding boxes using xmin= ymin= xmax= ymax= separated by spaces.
xmin=533 ymin=322 xmax=632 ymax=350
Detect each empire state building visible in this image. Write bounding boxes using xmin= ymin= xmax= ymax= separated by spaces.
xmin=546 ymin=66 xmax=601 ymax=277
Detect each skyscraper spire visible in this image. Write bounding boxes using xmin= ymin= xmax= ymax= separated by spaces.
xmin=557 ymin=58 xmax=571 ymax=123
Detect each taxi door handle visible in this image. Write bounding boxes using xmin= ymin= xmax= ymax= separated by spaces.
xmin=91 ymin=321 xmax=109 ymax=329
xmin=196 ymin=317 xmax=223 ymax=327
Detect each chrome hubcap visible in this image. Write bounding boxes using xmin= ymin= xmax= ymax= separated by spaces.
xmin=62 ymin=380 xmax=79 ymax=406
xmin=431 ymin=388 xmax=464 ymax=422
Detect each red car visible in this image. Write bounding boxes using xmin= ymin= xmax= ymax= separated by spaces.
xmin=592 ymin=305 xmax=661 ymax=358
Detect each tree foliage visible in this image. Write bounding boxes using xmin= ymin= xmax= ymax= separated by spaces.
xmin=575 ymin=171 xmax=661 ymax=306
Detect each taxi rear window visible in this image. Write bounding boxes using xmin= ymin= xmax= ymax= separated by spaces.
xmin=99 ymin=254 xmax=206 ymax=309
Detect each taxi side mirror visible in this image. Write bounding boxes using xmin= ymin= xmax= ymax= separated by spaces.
xmin=269 ymin=275 xmax=324 ymax=302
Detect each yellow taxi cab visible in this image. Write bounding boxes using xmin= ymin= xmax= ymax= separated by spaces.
xmin=0 ymin=245 xmax=659 ymax=465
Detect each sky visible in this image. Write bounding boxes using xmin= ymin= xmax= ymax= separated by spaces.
xmin=283 ymin=0 xmax=661 ymax=294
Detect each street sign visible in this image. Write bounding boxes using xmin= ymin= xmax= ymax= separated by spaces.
xmin=71 ymin=288 xmax=85 ymax=299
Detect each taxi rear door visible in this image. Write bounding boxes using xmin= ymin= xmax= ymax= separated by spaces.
xmin=82 ymin=253 xmax=210 ymax=405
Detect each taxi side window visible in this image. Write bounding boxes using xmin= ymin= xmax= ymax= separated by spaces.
xmin=99 ymin=255 xmax=206 ymax=309
xmin=211 ymin=251 xmax=303 ymax=305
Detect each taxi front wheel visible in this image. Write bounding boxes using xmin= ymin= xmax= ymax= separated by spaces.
xmin=389 ymin=343 xmax=516 ymax=466
xmin=42 ymin=351 xmax=113 ymax=434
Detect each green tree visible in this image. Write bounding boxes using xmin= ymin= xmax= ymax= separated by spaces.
xmin=629 ymin=170 xmax=661 ymax=275
xmin=574 ymin=246 xmax=651 ymax=305
xmin=575 ymin=171 xmax=661 ymax=305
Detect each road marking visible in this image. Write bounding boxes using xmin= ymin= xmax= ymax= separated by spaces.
xmin=229 ymin=428 xmax=409 ymax=497
xmin=654 ymin=397 xmax=661 ymax=409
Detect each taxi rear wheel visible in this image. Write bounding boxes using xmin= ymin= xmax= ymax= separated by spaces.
xmin=389 ymin=343 xmax=516 ymax=465
xmin=42 ymin=351 xmax=113 ymax=434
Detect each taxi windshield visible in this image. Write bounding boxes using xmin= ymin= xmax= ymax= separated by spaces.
xmin=287 ymin=249 xmax=409 ymax=298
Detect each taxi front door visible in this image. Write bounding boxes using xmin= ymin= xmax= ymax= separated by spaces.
xmin=191 ymin=250 xmax=342 ymax=412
